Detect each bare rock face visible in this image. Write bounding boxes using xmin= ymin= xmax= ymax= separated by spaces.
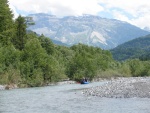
xmin=28 ymin=13 xmax=149 ymax=49
xmin=83 ymin=77 xmax=150 ymax=98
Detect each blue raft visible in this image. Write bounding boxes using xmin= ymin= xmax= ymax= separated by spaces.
xmin=81 ymin=81 xmax=89 ymax=84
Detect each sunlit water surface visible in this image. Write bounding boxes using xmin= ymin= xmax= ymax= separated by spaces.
xmin=0 ymin=82 xmax=150 ymax=113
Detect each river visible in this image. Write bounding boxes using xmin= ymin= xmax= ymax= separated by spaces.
xmin=0 ymin=82 xmax=150 ymax=113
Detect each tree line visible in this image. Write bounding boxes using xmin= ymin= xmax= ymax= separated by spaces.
xmin=0 ymin=0 xmax=150 ymax=87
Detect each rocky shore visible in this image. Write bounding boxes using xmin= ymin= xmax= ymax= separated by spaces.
xmin=83 ymin=77 xmax=150 ymax=98
xmin=0 ymin=81 xmax=76 ymax=90
xmin=0 ymin=84 xmax=18 ymax=90
xmin=0 ymin=85 xmax=5 ymax=90
xmin=57 ymin=80 xmax=76 ymax=85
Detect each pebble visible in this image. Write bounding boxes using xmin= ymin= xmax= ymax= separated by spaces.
xmin=83 ymin=77 xmax=150 ymax=98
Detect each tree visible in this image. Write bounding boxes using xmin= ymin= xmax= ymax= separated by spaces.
xmin=14 ymin=15 xmax=27 ymax=50
xmin=38 ymin=34 xmax=55 ymax=55
xmin=25 ymin=17 xmax=35 ymax=26
xmin=0 ymin=0 xmax=14 ymax=45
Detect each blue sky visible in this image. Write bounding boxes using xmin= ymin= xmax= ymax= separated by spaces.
xmin=8 ymin=0 xmax=150 ymax=29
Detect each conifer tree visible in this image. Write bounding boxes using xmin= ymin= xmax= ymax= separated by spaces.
xmin=14 ymin=15 xmax=27 ymax=50
xmin=0 ymin=0 xmax=14 ymax=45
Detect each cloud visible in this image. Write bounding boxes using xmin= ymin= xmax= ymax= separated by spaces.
xmin=98 ymin=0 xmax=150 ymax=28
xmin=99 ymin=0 xmax=149 ymax=16
xmin=8 ymin=0 xmax=103 ymax=17
xmin=112 ymin=10 xmax=131 ymax=22
xmin=8 ymin=0 xmax=150 ymax=28
xmin=131 ymin=15 xmax=150 ymax=29
xmin=8 ymin=3 xmax=19 ymax=18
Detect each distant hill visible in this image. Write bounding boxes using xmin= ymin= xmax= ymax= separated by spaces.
xmin=110 ymin=34 xmax=150 ymax=61
xmin=51 ymin=39 xmax=69 ymax=47
xmin=27 ymin=13 xmax=149 ymax=49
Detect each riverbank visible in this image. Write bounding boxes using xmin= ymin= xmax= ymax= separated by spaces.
xmin=0 ymin=80 xmax=76 ymax=90
xmin=83 ymin=77 xmax=150 ymax=98
xmin=0 ymin=84 xmax=18 ymax=90
xmin=0 ymin=85 xmax=5 ymax=90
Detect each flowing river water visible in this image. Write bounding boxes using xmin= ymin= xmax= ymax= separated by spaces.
xmin=0 ymin=82 xmax=150 ymax=113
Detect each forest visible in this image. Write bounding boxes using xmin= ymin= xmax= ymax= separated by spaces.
xmin=0 ymin=0 xmax=150 ymax=87
xmin=111 ymin=34 xmax=150 ymax=61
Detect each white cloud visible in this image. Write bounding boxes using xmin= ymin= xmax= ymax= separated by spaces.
xmin=98 ymin=0 xmax=150 ymax=28
xmin=112 ymin=10 xmax=131 ymax=22
xmin=99 ymin=0 xmax=149 ymax=16
xmin=131 ymin=15 xmax=150 ymax=29
xmin=8 ymin=3 xmax=19 ymax=18
xmin=8 ymin=0 xmax=150 ymax=28
xmin=8 ymin=0 xmax=103 ymax=17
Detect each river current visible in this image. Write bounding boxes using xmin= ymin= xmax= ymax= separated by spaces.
xmin=0 ymin=82 xmax=150 ymax=113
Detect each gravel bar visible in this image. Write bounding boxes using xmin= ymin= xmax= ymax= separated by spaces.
xmin=83 ymin=77 xmax=150 ymax=98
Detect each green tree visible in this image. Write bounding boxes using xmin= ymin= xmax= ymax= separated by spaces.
xmin=127 ymin=59 xmax=145 ymax=76
xmin=25 ymin=17 xmax=35 ymax=26
xmin=38 ymin=34 xmax=55 ymax=55
xmin=0 ymin=0 xmax=14 ymax=45
xmin=20 ymin=37 xmax=47 ymax=74
xmin=67 ymin=44 xmax=114 ymax=81
xmin=0 ymin=45 xmax=21 ymax=84
xmin=13 ymin=15 xmax=27 ymax=50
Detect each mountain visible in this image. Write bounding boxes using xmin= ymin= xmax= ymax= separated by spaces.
xmin=27 ymin=13 xmax=150 ymax=49
xmin=51 ymin=39 xmax=69 ymax=47
xmin=110 ymin=34 xmax=150 ymax=61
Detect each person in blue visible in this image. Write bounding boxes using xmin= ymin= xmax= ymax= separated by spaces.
xmin=81 ymin=77 xmax=88 ymax=84
xmin=85 ymin=78 xmax=87 ymax=82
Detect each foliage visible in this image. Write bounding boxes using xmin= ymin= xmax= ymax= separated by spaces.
xmin=0 ymin=0 xmax=15 ymax=45
xmin=13 ymin=15 xmax=27 ymax=50
xmin=0 ymin=0 xmax=150 ymax=87
xmin=111 ymin=34 xmax=150 ymax=61
xmin=38 ymin=34 xmax=55 ymax=55
xmin=67 ymin=44 xmax=113 ymax=81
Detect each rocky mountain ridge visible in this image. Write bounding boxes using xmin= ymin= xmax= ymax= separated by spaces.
xmin=28 ymin=13 xmax=149 ymax=49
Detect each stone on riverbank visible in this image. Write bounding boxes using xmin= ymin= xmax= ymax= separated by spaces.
xmin=57 ymin=81 xmax=76 ymax=85
xmin=5 ymin=84 xmax=18 ymax=90
xmin=0 ymin=84 xmax=18 ymax=90
xmin=83 ymin=77 xmax=150 ymax=98
xmin=0 ymin=85 xmax=5 ymax=90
